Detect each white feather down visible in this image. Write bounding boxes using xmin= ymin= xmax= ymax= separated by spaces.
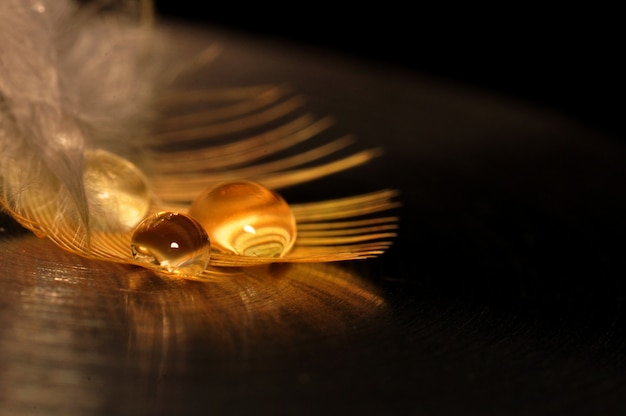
xmin=0 ymin=0 xmax=162 ymax=239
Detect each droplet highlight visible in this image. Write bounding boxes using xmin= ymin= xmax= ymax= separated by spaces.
xmin=131 ymin=212 xmax=211 ymax=276
xmin=188 ymin=181 xmax=297 ymax=257
xmin=84 ymin=149 xmax=150 ymax=231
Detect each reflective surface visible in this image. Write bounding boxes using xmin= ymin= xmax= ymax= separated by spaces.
xmin=0 ymin=221 xmax=387 ymax=415
xmin=2 ymin=23 xmax=626 ymax=416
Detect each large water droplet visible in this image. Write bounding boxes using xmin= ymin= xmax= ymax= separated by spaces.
xmin=84 ymin=149 xmax=150 ymax=231
xmin=188 ymin=181 xmax=296 ymax=257
xmin=131 ymin=212 xmax=211 ymax=277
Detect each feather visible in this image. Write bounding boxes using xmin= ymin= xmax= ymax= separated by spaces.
xmin=0 ymin=0 xmax=399 ymax=279
xmin=0 ymin=0 xmax=160 ymax=240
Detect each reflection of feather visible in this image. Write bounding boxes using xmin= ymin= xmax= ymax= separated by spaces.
xmin=0 ymin=232 xmax=389 ymax=409
xmin=0 ymin=0 xmax=398 ymax=278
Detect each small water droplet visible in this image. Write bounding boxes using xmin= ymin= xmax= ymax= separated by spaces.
xmin=131 ymin=212 xmax=211 ymax=276
xmin=188 ymin=181 xmax=296 ymax=257
xmin=84 ymin=149 xmax=150 ymax=231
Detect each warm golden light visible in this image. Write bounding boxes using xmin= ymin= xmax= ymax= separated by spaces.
xmin=131 ymin=212 xmax=211 ymax=277
xmin=189 ymin=180 xmax=297 ymax=257
xmin=84 ymin=149 xmax=151 ymax=232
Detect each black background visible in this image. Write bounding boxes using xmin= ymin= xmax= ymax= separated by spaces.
xmin=154 ymin=3 xmax=624 ymax=141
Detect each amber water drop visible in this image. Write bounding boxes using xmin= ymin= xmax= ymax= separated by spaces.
xmin=84 ymin=149 xmax=150 ymax=231
xmin=131 ymin=212 xmax=211 ymax=277
xmin=188 ymin=181 xmax=296 ymax=257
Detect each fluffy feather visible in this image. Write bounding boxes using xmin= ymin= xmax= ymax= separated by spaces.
xmin=0 ymin=0 xmax=161 ymax=242
xmin=0 ymin=0 xmax=398 ymax=277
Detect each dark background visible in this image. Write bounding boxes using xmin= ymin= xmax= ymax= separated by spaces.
xmin=2 ymin=4 xmax=625 ymax=414
xmin=155 ymin=3 xmax=623 ymax=141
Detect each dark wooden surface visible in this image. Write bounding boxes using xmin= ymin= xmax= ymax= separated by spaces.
xmin=1 ymin=22 xmax=626 ymax=415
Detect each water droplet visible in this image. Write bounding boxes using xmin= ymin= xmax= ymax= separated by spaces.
xmin=188 ymin=181 xmax=296 ymax=257
xmin=131 ymin=212 xmax=211 ymax=276
xmin=84 ymin=149 xmax=150 ymax=231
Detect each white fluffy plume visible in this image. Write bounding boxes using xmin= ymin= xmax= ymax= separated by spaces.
xmin=0 ymin=0 xmax=161 ymax=240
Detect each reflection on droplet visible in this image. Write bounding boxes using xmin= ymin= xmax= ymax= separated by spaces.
xmin=189 ymin=181 xmax=296 ymax=257
xmin=131 ymin=212 xmax=210 ymax=277
xmin=84 ymin=149 xmax=150 ymax=231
